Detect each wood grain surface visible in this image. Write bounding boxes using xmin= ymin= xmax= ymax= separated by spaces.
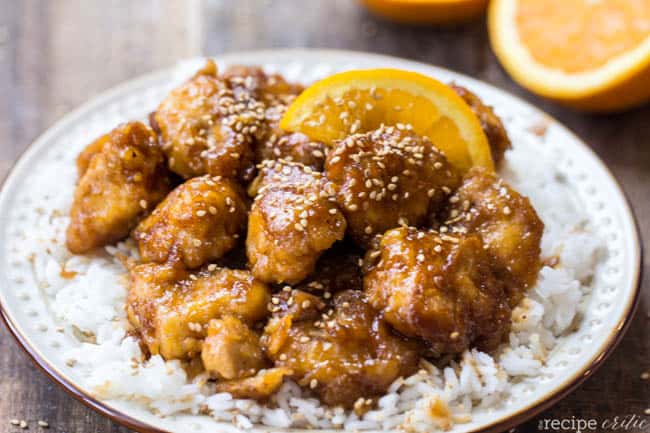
xmin=0 ymin=1 xmax=648 ymax=432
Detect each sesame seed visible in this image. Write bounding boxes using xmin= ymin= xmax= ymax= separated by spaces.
xmin=10 ymin=419 xmax=20 ymax=426
xmin=299 ymin=336 xmax=311 ymax=343
xmin=192 ymin=239 xmax=202 ymax=247
xmin=641 ymin=371 xmax=650 ymax=380
xmin=310 ymin=379 xmax=318 ymax=389
xmin=208 ymin=264 xmax=217 ymax=271
xmin=416 ymin=254 xmax=425 ymax=263
xmin=196 ymin=210 xmax=207 ymax=217
xmin=139 ymin=199 xmax=148 ymax=209
xmin=450 ymin=331 xmax=460 ymax=340
xmin=209 ymin=206 xmax=218 ymax=215
xmin=434 ymin=245 xmax=443 ymax=253
xmin=504 ymin=206 xmax=512 ymax=215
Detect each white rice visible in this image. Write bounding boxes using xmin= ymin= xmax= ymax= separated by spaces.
xmin=17 ymin=122 xmax=605 ymax=431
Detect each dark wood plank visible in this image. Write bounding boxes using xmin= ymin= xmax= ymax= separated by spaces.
xmin=1 ymin=0 xmax=648 ymax=432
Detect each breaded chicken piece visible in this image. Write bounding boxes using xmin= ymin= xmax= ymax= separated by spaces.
xmin=246 ymin=160 xmax=347 ymax=284
xmin=221 ymin=65 xmax=303 ymax=107
xmin=268 ymin=288 xmax=327 ymax=321
xmin=127 ymin=262 xmax=270 ymax=360
xmin=133 ymin=175 xmax=247 ymax=269
xmin=255 ymin=131 xmax=327 ymax=170
xmin=66 ymin=122 xmax=172 ymax=254
xmin=297 ymin=242 xmax=364 ymax=295
xmin=441 ymin=168 xmax=543 ymax=305
xmin=364 ymin=227 xmax=511 ymax=356
xmin=76 ymin=134 xmax=108 ymax=177
xmin=214 ymin=367 xmax=293 ymax=400
xmin=325 ymin=126 xmax=460 ymax=247
xmin=223 ymin=66 xmax=328 ymax=171
xmin=262 ymin=290 xmax=420 ymax=408
xmin=201 ymin=316 xmax=266 ymax=380
xmin=451 ymin=84 xmax=512 ymax=166
xmin=153 ymin=61 xmax=263 ymax=180
xmin=247 ymin=158 xmax=319 ymax=197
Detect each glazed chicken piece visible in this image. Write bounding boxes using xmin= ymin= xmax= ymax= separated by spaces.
xmin=297 ymin=242 xmax=364 ymax=295
xmin=246 ymin=160 xmax=347 ymax=284
xmin=214 ymin=367 xmax=293 ymax=400
xmin=127 ymin=262 xmax=270 ymax=360
xmin=451 ymin=84 xmax=512 ymax=166
xmin=201 ymin=316 xmax=266 ymax=380
xmin=153 ymin=61 xmax=263 ymax=180
xmin=442 ymin=168 xmax=544 ymax=305
xmin=66 ymin=122 xmax=172 ymax=254
xmin=325 ymin=126 xmax=460 ymax=247
xmin=133 ymin=175 xmax=247 ymax=269
xmin=224 ymin=66 xmax=328 ymax=171
xmin=255 ymin=131 xmax=327 ymax=170
xmin=221 ymin=64 xmax=303 ymax=107
xmin=268 ymin=287 xmax=327 ymax=321
xmin=222 ymin=64 xmax=304 ymax=144
xmin=262 ymin=290 xmax=420 ymax=408
xmin=76 ymin=133 xmax=108 ymax=177
xmin=364 ymin=227 xmax=511 ymax=356
xmin=247 ymin=158 xmax=319 ymax=197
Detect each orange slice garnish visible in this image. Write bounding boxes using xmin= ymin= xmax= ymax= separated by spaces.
xmin=280 ymin=69 xmax=493 ymax=172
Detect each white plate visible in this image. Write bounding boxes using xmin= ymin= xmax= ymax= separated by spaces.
xmin=0 ymin=49 xmax=641 ymax=433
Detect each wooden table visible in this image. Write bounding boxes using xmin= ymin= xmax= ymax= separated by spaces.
xmin=0 ymin=1 xmax=648 ymax=432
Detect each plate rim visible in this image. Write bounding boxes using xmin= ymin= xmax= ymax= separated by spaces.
xmin=0 ymin=48 xmax=643 ymax=433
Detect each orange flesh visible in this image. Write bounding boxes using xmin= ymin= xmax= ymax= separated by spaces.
xmin=516 ymin=0 xmax=650 ymax=73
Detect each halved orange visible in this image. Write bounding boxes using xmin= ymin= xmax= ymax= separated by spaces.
xmin=280 ymin=69 xmax=493 ymax=172
xmin=360 ymin=0 xmax=489 ymax=25
xmin=489 ymin=0 xmax=650 ymax=111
